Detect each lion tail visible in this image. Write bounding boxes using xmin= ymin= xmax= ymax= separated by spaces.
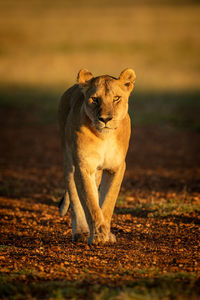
xmin=59 ymin=193 xmax=70 ymax=216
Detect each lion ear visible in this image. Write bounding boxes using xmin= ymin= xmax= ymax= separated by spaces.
xmin=119 ymin=68 xmax=136 ymax=91
xmin=77 ymin=69 xmax=93 ymax=85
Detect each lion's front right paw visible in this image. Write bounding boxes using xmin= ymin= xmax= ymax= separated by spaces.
xmin=72 ymin=233 xmax=89 ymax=243
xmin=108 ymin=232 xmax=116 ymax=243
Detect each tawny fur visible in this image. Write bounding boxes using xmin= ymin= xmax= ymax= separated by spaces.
xmin=58 ymin=68 xmax=136 ymax=244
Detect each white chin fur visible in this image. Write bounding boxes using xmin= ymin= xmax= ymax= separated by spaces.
xmin=96 ymin=126 xmax=116 ymax=133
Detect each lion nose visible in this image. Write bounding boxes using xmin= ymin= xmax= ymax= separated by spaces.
xmin=98 ymin=116 xmax=112 ymax=124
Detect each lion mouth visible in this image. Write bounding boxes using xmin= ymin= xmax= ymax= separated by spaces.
xmin=95 ymin=123 xmax=116 ymax=132
xmin=92 ymin=119 xmax=118 ymax=132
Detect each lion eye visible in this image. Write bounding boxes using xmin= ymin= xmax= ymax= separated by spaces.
xmin=113 ymin=96 xmax=121 ymax=103
xmin=90 ymin=97 xmax=99 ymax=104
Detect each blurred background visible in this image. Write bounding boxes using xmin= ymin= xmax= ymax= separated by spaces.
xmin=0 ymin=0 xmax=200 ymax=128
xmin=0 ymin=0 xmax=200 ymax=133
xmin=0 ymin=0 xmax=199 ymax=88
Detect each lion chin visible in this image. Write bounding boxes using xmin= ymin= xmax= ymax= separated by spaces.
xmin=99 ymin=127 xmax=116 ymax=134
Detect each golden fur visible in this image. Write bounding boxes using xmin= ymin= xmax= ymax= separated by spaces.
xmin=58 ymin=68 xmax=136 ymax=244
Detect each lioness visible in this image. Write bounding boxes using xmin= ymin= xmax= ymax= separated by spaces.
xmin=58 ymin=68 xmax=136 ymax=244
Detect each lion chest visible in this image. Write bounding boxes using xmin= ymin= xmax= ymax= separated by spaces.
xmin=100 ymin=139 xmax=122 ymax=171
xmin=76 ymin=128 xmax=125 ymax=173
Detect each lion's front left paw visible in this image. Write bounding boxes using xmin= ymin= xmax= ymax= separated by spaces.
xmin=87 ymin=232 xmax=116 ymax=244
xmin=87 ymin=232 xmax=109 ymax=245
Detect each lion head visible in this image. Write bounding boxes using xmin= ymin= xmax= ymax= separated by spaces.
xmin=77 ymin=68 xmax=136 ymax=133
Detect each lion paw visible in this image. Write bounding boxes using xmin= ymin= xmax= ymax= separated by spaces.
xmin=87 ymin=232 xmax=108 ymax=245
xmin=108 ymin=232 xmax=116 ymax=243
xmin=72 ymin=233 xmax=89 ymax=243
xmin=87 ymin=232 xmax=116 ymax=244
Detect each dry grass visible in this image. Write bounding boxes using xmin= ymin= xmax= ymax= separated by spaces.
xmin=0 ymin=1 xmax=199 ymax=90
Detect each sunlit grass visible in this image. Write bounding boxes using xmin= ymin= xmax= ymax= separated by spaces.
xmin=116 ymin=196 xmax=200 ymax=217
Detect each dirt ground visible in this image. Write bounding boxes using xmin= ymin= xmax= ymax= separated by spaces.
xmin=0 ymin=109 xmax=200 ymax=298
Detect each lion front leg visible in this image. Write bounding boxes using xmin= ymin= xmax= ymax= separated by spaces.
xmin=64 ymin=164 xmax=89 ymax=242
xmin=74 ymin=166 xmax=110 ymax=244
xmin=62 ymin=150 xmax=89 ymax=242
xmin=100 ymin=163 xmax=126 ymax=242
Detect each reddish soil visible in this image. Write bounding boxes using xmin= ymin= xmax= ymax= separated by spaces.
xmin=0 ymin=109 xmax=200 ymax=288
